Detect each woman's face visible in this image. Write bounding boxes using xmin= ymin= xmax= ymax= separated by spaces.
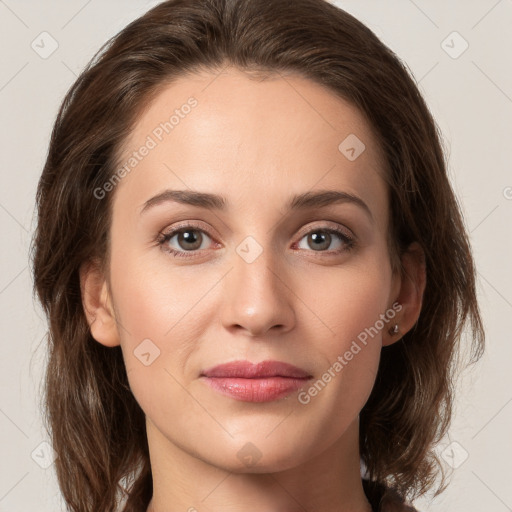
xmin=95 ymin=66 xmax=403 ymax=472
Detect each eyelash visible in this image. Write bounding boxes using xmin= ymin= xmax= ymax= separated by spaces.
xmin=156 ymin=222 xmax=356 ymax=259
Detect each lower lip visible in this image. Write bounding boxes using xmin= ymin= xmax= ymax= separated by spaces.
xmin=201 ymin=376 xmax=311 ymax=402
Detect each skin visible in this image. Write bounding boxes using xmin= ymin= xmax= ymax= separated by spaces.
xmin=80 ymin=66 xmax=426 ymax=512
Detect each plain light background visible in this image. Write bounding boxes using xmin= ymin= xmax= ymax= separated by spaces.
xmin=0 ymin=0 xmax=511 ymax=510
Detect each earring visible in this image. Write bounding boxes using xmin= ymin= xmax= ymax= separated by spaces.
xmin=388 ymin=324 xmax=399 ymax=335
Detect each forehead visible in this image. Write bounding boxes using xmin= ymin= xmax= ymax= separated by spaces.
xmin=112 ymin=66 xmax=388 ymax=219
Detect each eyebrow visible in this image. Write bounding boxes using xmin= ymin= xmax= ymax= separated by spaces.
xmin=139 ymin=189 xmax=373 ymax=221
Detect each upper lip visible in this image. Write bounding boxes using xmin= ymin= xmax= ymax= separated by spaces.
xmin=201 ymin=360 xmax=312 ymax=379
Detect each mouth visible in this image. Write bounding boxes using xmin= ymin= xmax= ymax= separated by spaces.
xmin=200 ymin=360 xmax=313 ymax=402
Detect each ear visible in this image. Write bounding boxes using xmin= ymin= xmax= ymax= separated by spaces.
xmin=79 ymin=259 xmax=120 ymax=347
xmin=383 ymin=241 xmax=426 ymax=347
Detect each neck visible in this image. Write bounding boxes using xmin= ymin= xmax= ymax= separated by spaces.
xmin=145 ymin=416 xmax=372 ymax=512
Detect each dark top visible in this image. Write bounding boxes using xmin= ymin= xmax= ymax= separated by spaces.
xmin=362 ymin=479 xmax=419 ymax=512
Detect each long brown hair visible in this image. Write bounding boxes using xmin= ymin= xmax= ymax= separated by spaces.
xmin=30 ymin=0 xmax=485 ymax=510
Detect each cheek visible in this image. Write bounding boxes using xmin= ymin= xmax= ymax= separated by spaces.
xmin=107 ymin=249 xmax=219 ymax=413
xmin=306 ymin=251 xmax=393 ymax=344
xmin=111 ymin=278 xmax=199 ymax=427
xmin=296 ymin=254 xmax=393 ymax=409
xmin=109 ymin=245 xmax=204 ymax=343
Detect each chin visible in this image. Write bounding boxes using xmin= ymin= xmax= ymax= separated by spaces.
xmin=220 ymin=449 xmax=308 ymax=474
xmin=197 ymin=433 xmax=320 ymax=475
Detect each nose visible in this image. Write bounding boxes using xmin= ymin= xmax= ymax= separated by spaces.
xmin=219 ymin=241 xmax=296 ymax=338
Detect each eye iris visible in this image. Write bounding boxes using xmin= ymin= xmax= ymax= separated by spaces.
xmin=308 ymin=231 xmax=331 ymax=251
xmin=178 ymin=230 xmax=202 ymax=250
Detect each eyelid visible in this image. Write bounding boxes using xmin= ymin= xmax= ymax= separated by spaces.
xmin=295 ymin=220 xmax=354 ymax=240
xmin=159 ymin=220 xmax=218 ymax=240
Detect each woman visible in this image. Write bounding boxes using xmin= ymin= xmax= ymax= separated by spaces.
xmin=31 ymin=0 xmax=485 ymax=511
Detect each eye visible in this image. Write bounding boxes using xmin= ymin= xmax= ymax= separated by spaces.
xmin=295 ymin=227 xmax=355 ymax=254
xmin=157 ymin=224 xmax=215 ymax=258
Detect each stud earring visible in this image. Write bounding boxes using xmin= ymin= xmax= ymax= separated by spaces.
xmin=388 ymin=324 xmax=399 ymax=335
